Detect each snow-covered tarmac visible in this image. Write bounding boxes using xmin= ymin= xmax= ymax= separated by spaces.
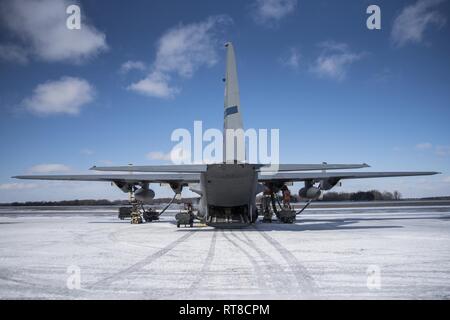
xmin=1 ymin=205 xmax=450 ymax=299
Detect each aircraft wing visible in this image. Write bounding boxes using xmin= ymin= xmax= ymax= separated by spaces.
xmin=13 ymin=173 xmax=201 ymax=184
xmin=258 ymin=171 xmax=439 ymax=183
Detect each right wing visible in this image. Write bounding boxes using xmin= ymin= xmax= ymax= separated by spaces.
xmin=258 ymin=171 xmax=440 ymax=183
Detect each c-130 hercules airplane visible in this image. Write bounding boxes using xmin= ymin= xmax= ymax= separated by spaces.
xmin=14 ymin=43 xmax=439 ymax=228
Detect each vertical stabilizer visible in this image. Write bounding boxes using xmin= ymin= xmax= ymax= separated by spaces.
xmin=223 ymin=42 xmax=244 ymax=162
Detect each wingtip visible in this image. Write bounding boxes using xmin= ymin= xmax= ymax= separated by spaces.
xmin=89 ymin=166 xmax=97 ymax=171
xmin=12 ymin=176 xmax=27 ymax=180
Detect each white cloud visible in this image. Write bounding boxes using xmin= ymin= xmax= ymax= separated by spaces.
xmin=443 ymin=176 xmax=450 ymax=183
xmin=0 ymin=183 xmax=38 ymax=190
xmin=146 ymin=151 xmax=172 ymax=161
xmin=28 ymin=164 xmax=71 ymax=174
xmin=279 ymin=47 xmax=301 ymax=70
xmin=391 ymin=0 xmax=446 ymax=47
xmin=416 ymin=142 xmax=433 ymax=150
xmin=128 ymin=15 xmax=232 ymax=99
xmin=252 ymin=0 xmax=297 ymax=24
xmin=128 ymin=72 xmax=179 ymax=99
xmin=154 ymin=15 xmax=231 ymax=78
xmin=0 ymin=43 xmax=28 ymax=64
xmin=310 ymin=41 xmax=363 ymax=81
xmin=120 ymin=60 xmax=146 ymax=74
xmin=98 ymin=160 xmax=113 ymax=166
xmin=146 ymin=147 xmax=192 ymax=164
xmin=23 ymin=77 xmax=95 ymax=115
xmin=0 ymin=0 xmax=107 ymax=63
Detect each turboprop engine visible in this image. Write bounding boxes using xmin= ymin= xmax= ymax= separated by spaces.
xmin=298 ymin=186 xmax=321 ymax=199
xmin=135 ymin=187 xmax=155 ymax=203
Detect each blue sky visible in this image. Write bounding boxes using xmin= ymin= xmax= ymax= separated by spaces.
xmin=0 ymin=0 xmax=449 ymax=201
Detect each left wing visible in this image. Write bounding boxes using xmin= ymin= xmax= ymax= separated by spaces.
xmin=258 ymin=171 xmax=439 ymax=183
xmin=13 ymin=173 xmax=200 ymax=184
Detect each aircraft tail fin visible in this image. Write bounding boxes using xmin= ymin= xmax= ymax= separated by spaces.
xmin=223 ymin=42 xmax=244 ymax=162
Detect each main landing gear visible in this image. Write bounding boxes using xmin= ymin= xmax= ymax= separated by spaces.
xmin=122 ymin=186 xmax=166 ymax=224
xmin=260 ymin=185 xmax=297 ymax=224
xmin=129 ymin=188 xmax=143 ymax=224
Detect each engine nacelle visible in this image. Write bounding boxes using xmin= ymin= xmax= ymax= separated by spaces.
xmin=319 ymin=178 xmax=340 ymax=191
xmin=299 ymin=187 xmax=322 ymax=199
xmin=114 ymin=182 xmax=133 ymax=193
xmin=135 ymin=188 xmax=155 ymax=203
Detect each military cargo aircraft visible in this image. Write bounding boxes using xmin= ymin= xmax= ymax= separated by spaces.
xmin=14 ymin=42 xmax=439 ymax=228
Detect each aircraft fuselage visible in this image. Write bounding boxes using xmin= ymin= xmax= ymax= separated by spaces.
xmin=198 ymin=163 xmax=259 ymax=228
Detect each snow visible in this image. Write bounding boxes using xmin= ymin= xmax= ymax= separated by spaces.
xmin=1 ymin=206 xmax=450 ymax=299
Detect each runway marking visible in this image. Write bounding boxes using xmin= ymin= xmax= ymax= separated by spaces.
xmin=188 ymin=229 xmax=218 ymax=292
xmin=252 ymin=226 xmax=317 ymax=295
xmin=89 ymin=231 xmax=198 ymax=289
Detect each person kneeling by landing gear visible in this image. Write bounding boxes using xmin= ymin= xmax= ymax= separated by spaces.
xmin=278 ymin=185 xmax=296 ymax=224
xmin=261 ymin=190 xmax=273 ymax=223
xmin=176 ymin=203 xmax=195 ymax=228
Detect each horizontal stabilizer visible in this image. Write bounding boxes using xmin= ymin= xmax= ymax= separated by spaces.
xmin=90 ymin=163 xmax=369 ymax=173
xmin=90 ymin=164 xmax=207 ymax=173
xmin=259 ymin=163 xmax=370 ymax=172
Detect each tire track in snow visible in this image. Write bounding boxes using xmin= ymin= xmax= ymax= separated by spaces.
xmin=233 ymin=231 xmax=297 ymax=293
xmin=252 ymin=226 xmax=317 ymax=295
xmin=221 ymin=230 xmax=266 ymax=290
xmin=188 ymin=229 xmax=218 ymax=292
xmin=90 ymin=231 xmax=198 ymax=289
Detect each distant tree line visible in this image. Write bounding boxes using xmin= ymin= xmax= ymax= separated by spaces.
xmin=416 ymin=196 xmax=450 ymax=200
xmin=257 ymin=189 xmax=403 ymax=203
xmin=320 ymin=190 xmax=402 ymax=202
